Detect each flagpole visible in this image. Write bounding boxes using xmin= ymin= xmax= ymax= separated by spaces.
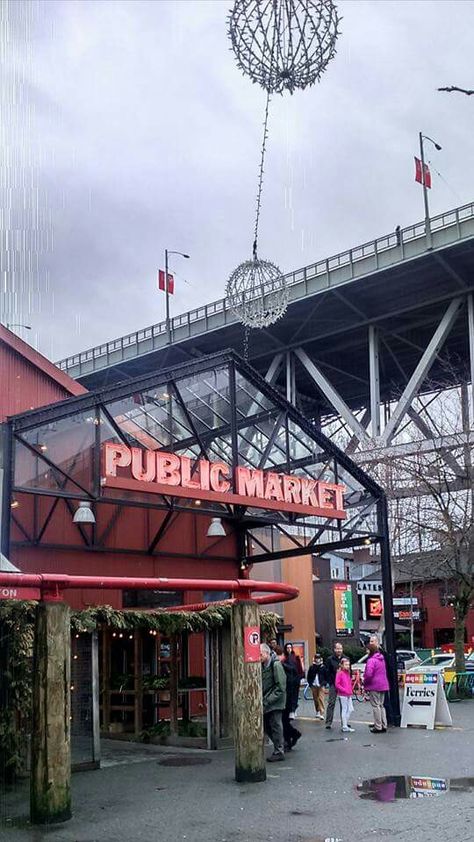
xmin=162 ymin=249 xmax=190 ymax=345
xmin=165 ymin=248 xmax=171 ymax=344
xmin=419 ymin=131 xmax=431 ymax=248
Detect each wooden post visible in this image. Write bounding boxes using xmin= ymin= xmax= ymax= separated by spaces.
xmin=30 ymin=600 xmax=72 ymax=824
xmin=231 ymin=601 xmax=265 ymax=783
xmin=220 ymin=624 xmax=233 ymax=740
xmin=169 ymin=634 xmax=179 ymax=736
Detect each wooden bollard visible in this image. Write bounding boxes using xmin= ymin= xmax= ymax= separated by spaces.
xmin=230 ymin=600 xmax=265 ymax=783
xmin=31 ymin=600 xmax=72 ymax=824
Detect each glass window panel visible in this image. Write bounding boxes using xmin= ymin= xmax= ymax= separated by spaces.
xmin=15 ymin=411 xmax=95 ymax=494
xmin=234 ymin=370 xmax=274 ymax=415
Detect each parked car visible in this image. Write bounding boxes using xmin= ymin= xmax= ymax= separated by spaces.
xmin=407 ymin=652 xmax=474 ymax=677
xmin=353 ymin=649 xmax=421 ymax=675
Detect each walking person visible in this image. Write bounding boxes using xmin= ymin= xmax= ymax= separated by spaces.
xmin=335 ymin=657 xmax=354 ymax=732
xmin=306 ymin=654 xmax=327 ymax=720
xmin=363 ymin=635 xmax=390 ymax=734
xmin=281 ymin=657 xmax=302 ymax=752
xmin=260 ymin=643 xmax=287 ymax=762
xmin=282 ymin=643 xmax=304 ymax=719
xmin=324 ymin=641 xmax=344 ymax=729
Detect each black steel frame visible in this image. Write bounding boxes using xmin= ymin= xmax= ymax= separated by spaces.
xmin=3 ymin=349 xmax=400 ymax=722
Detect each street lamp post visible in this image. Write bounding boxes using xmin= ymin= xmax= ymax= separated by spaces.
xmin=164 ymin=249 xmax=189 ymax=344
xmin=419 ymin=131 xmax=442 ymax=248
xmin=6 ymin=323 xmax=31 ymax=331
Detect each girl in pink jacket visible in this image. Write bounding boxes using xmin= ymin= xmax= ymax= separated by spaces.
xmin=335 ymin=657 xmax=354 ymax=732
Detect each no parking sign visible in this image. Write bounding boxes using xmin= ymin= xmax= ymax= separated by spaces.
xmin=244 ymin=626 xmax=260 ymax=663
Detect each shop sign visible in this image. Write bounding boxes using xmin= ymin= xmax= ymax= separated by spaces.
xmin=400 ymin=672 xmax=452 ymax=730
xmin=393 ymin=597 xmax=418 ymax=606
xmin=356 ymin=581 xmax=382 ymax=595
xmin=367 ymin=596 xmax=383 ymax=618
xmin=0 ymin=587 xmax=40 ymax=601
xmin=394 ymin=609 xmax=420 ymax=620
xmin=334 ymin=583 xmax=353 ymax=637
xmin=101 ymin=443 xmax=346 ymax=519
xmin=243 ymin=626 xmax=260 ymax=663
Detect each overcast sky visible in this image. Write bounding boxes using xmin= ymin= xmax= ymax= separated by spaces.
xmin=3 ymin=0 xmax=474 ymax=362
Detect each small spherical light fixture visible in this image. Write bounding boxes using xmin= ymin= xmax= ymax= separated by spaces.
xmin=73 ymin=501 xmax=96 ymax=524
xmin=207 ymin=517 xmax=226 ymax=538
xmin=226 ymin=257 xmax=288 ymax=328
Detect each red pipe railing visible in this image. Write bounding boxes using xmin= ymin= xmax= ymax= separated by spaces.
xmin=0 ymin=572 xmax=299 ymax=607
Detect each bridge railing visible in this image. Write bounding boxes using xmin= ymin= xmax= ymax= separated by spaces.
xmin=57 ymin=201 xmax=474 ymax=373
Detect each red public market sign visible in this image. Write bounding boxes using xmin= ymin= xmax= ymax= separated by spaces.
xmin=101 ymin=443 xmax=346 ymax=520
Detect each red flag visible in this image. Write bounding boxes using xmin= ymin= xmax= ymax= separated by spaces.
xmin=423 ymin=164 xmax=431 ymax=189
xmin=414 ymin=156 xmax=423 ymax=184
xmin=414 ymin=157 xmax=431 ymax=189
xmin=158 ymin=270 xmax=174 ymax=294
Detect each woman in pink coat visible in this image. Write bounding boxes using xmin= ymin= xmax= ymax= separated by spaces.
xmin=363 ymin=635 xmax=389 ymax=733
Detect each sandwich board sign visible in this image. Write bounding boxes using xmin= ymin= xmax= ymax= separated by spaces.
xmin=401 ymin=672 xmax=452 ymax=730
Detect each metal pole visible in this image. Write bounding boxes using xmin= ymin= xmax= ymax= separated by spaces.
xmin=368 ymin=325 xmax=381 ymax=437
xmin=409 ymin=578 xmax=414 ymax=652
xmin=419 ymin=132 xmax=431 ymax=248
xmin=467 ymin=294 xmax=474 ymax=426
xmin=0 ymin=422 xmax=13 ymax=557
xmin=377 ymin=495 xmax=401 ymax=726
xmin=165 ymin=248 xmax=170 ymax=344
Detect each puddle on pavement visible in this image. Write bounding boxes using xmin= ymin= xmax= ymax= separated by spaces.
xmin=357 ymin=775 xmax=474 ymax=801
xmin=158 ymin=755 xmax=212 ymax=767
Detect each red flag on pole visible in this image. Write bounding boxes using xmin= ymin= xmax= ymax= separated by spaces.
xmin=158 ymin=270 xmax=175 ymax=294
xmin=414 ymin=157 xmax=431 ymax=189
xmin=423 ymin=164 xmax=432 ymax=189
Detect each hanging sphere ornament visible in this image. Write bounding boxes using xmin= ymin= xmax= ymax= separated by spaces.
xmin=226 ymin=257 xmax=289 ymax=328
xmin=228 ymin=0 xmax=340 ymax=94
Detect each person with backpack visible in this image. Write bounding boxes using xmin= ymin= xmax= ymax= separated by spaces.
xmin=260 ymin=643 xmax=287 ymax=762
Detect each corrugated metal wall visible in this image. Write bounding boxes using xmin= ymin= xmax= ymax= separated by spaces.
xmin=1 ymin=342 xmax=78 ymax=421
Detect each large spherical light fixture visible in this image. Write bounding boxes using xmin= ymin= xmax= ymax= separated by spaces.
xmin=228 ymin=0 xmax=340 ymax=95
xmin=226 ymin=257 xmax=288 ymax=329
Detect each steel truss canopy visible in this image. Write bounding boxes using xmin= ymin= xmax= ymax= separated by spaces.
xmin=7 ymin=351 xmax=386 ymax=559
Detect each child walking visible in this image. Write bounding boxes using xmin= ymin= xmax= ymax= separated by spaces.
xmin=335 ymin=657 xmax=354 ymax=732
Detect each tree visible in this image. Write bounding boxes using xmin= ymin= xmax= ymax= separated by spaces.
xmin=367 ymin=378 xmax=474 ymax=672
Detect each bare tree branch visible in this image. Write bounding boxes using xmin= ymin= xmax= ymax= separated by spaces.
xmin=438 ymin=85 xmax=474 ymax=96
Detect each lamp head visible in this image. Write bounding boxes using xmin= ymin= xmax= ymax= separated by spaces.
xmin=206 ymin=517 xmax=226 ymax=538
xmin=73 ymin=501 xmax=96 ymax=524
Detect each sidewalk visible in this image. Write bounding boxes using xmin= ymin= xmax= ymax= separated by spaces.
xmin=2 ymin=698 xmax=474 ymax=842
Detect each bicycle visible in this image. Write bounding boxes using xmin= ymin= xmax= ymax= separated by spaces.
xmin=351 ymin=670 xmax=369 ymax=703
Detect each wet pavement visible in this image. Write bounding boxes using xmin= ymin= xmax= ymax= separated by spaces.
xmin=1 ymin=697 xmax=473 ymax=841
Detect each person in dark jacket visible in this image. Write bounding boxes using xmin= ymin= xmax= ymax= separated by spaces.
xmin=260 ymin=643 xmax=287 ymax=761
xmin=282 ymin=643 xmax=304 ymax=717
xmin=324 ymin=642 xmax=345 ymax=728
xmin=281 ymin=657 xmax=302 ymax=751
xmin=307 ymin=653 xmax=327 ymax=719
